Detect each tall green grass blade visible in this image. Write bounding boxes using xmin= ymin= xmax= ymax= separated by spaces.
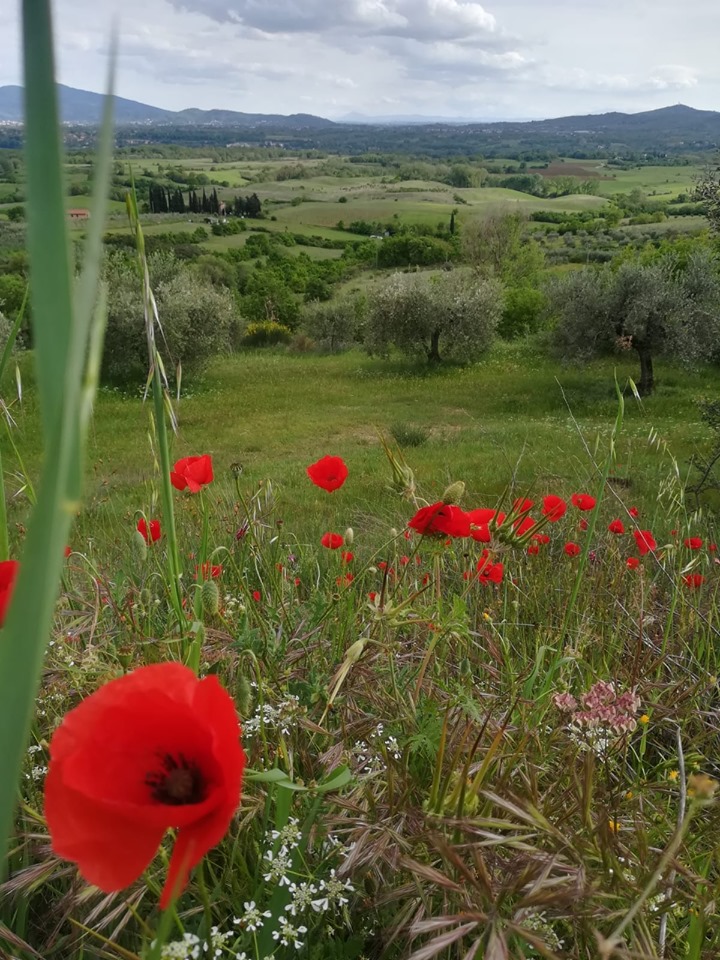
xmin=20 ymin=1 xmax=73 ymax=442
xmin=125 ymin=188 xmax=184 ymax=624
xmin=0 ymin=2 xmax=115 ymax=866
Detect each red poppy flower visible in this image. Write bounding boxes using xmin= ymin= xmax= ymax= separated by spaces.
xmin=336 ymin=573 xmax=354 ymax=587
xmin=512 ymin=516 xmax=536 ymax=537
xmin=628 ymin=507 xmax=639 ymax=518
xmin=64 ymin=546 xmax=72 ymax=558
xmin=171 ymin=455 xmax=214 ymax=494
xmin=626 ymin=557 xmax=640 ymax=570
xmin=0 ymin=560 xmax=19 ymax=627
xmin=368 ymin=591 xmax=377 ymax=602
xmin=683 ymin=537 xmax=703 ymax=550
xmin=683 ymin=573 xmax=704 ymax=589
xmin=422 ymin=573 xmax=430 ymax=586
xmin=252 ymin=590 xmax=261 ymax=602
xmin=408 ymin=503 xmax=471 ymax=538
xmin=633 ymin=530 xmax=656 ymax=556
xmin=341 ymin=551 xmax=354 ymax=564
xmin=321 ymin=532 xmax=344 ymax=550
xmin=571 ymin=493 xmax=596 ymax=511
xmin=527 ymin=544 xmax=539 ymax=556
xmin=467 ymin=508 xmax=499 ymax=526
xmin=542 ymin=495 xmax=567 ymax=522
xmin=564 ymin=542 xmax=581 ymax=557
xmin=137 ymin=519 xmax=161 ymax=544
xmin=608 ymin=519 xmax=625 ymax=535
xmin=533 ymin=533 xmax=551 ymax=545
xmin=195 ymin=563 xmax=222 ymax=580
xmin=45 ymin=663 xmax=245 ymax=909
xmin=513 ymin=497 xmax=534 ymax=514
xmin=294 ymin=577 xmax=301 ymax=587
xmin=710 ymin=543 xmax=718 ymax=553
xmin=470 ymin=523 xmax=491 ymax=543
xmin=477 ymin=551 xmax=503 ymax=584
xmin=399 ymin=555 xmax=410 ymax=566
xmin=306 ymin=455 xmax=348 ymax=493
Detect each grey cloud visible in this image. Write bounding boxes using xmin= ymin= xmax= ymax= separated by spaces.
xmin=168 ymin=0 xmax=498 ymax=43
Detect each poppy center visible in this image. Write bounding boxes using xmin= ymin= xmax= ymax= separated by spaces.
xmin=145 ymin=753 xmax=206 ymax=806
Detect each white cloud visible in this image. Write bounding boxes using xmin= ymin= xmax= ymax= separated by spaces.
xmin=168 ymin=0 xmax=498 ymax=41
xmin=0 ymin=0 xmax=718 ymax=120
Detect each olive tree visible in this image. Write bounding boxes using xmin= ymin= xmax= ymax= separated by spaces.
xmin=365 ymin=270 xmax=503 ymax=364
xmin=549 ymin=250 xmax=720 ymax=395
xmin=103 ymin=252 xmax=240 ymax=386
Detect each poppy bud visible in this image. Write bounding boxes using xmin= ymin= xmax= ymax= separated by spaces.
xmin=236 ymin=673 xmax=253 ymax=717
xmin=202 ymin=580 xmax=220 ymax=616
xmin=442 ymin=480 xmax=465 ymax=505
xmin=459 ymin=657 xmax=472 ymax=677
xmin=345 ymin=638 xmax=367 ymax=665
xmin=389 ymin=528 xmax=398 ymax=538
xmin=344 ymin=527 xmax=354 ymax=546
xmin=132 ymin=530 xmax=147 ymax=563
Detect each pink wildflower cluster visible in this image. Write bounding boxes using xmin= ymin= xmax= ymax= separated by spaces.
xmin=553 ymin=680 xmax=641 ymax=734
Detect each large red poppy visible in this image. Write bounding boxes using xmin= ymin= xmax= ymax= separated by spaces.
xmin=476 ymin=551 xmax=503 ymax=584
xmin=467 ymin=508 xmax=501 ymax=526
xmin=0 ymin=560 xmax=19 ymax=626
xmin=137 ymin=519 xmax=161 ymax=544
xmin=608 ymin=519 xmax=625 ymax=535
xmin=321 ymin=532 xmax=344 ymax=550
xmin=408 ymin=503 xmax=471 ymax=538
xmin=306 ymin=456 xmax=348 ymax=493
xmin=564 ymin=542 xmax=581 ymax=557
xmin=683 ymin=537 xmax=703 ymax=550
xmin=45 ymin=663 xmax=245 ymax=908
xmin=633 ymin=529 xmax=657 ymax=556
xmin=571 ymin=493 xmax=596 ymax=511
xmin=511 ymin=516 xmax=537 ymax=537
xmin=171 ymin=456 xmax=214 ymax=494
xmin=541 ymin=495 xmax=567 ymax=522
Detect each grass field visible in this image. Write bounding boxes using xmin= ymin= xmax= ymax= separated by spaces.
xmin=3 ymin=342 xmax=718 ymax=549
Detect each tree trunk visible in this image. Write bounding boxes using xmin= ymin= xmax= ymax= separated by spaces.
xmin=636 ymin=346 xmax=654 ymax=396
xmin=428 ymin=328 xmax=442 ymax=363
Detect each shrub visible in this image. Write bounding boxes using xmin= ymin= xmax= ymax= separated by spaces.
xmin=103 ymin=253 xmax=238 ymax=386
xmin=241 ymin=321 xmax=292 ymax=347
xmin=499 ymin=286 xmax=547 ymax=339
xmin=302 ymin=297 xmax=366 ymax=352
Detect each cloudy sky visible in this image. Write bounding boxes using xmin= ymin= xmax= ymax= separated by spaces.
xmin=2 ymin=0 xmax=720 ymax=120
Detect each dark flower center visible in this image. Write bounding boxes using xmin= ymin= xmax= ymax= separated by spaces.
xmin=145 ymin=753 xmax=206 ymax=806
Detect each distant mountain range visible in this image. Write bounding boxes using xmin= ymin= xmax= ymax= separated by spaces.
xmin=1 ymin=85 xmax=720 ymax=147
xmin=0 ymin=84 xmax=336 ymax=129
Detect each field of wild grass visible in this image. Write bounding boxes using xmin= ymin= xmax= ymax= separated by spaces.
xmin=3 ymin=338 xmax=720 ymax=959
xmin=4 ymin=343 xmax=720 ymax=545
